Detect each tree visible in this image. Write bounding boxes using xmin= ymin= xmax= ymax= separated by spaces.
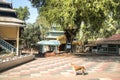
xmin=113 ymin=0 xmax=120 ymax=34
xmin=35 ymin=16 xmax=50 ymax=39
xmin=29 ymin=0 xmax=45 ymax=8
xmin=30 ymin=0 xmax=120 ymax=52
xmin=14 ymin=6 xmax=30 ymax=21
xmin=14 ymin=6 xmax=30 ymax=49
xmin=20 ymin=23 xmax=42 ymax=49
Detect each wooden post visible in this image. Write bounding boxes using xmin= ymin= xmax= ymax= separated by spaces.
xmin=16 ymin=27 xmax=19 ymax=56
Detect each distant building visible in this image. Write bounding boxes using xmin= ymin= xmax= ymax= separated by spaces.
xmin=86 ymin=34 xmax=120 ymax=55
xmin=46 ymin=31 xmax=64 ymax=40
xmin=37 ymin=26 xmax=64 ymax=53
xmin=45 ymin=26 xmax=79 ymax=52
xmin=0 ymin=0 xmax=25 ymax=55
xmin=96 ymin=34 xmax=120 ymax=55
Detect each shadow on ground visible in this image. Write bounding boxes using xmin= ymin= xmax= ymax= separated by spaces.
xmin=35 ymin=52 xmax=120 ymax=62
xmin=74 ymin=54 xmax=120 ymax=62
xmin=35 ymin=53 xmax=45 ymax=58
xmin=76 ymin=72 xmax=88 ymax=75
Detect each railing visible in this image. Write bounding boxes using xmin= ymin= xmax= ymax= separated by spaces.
xmin=0 ymin=38 xmax=16 ymax=52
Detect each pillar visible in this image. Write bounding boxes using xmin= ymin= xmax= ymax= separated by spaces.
xmin=16 ymin=27 xmax=19 ymax=56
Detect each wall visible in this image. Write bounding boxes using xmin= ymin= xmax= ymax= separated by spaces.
xmin=0 ymin=55 xmax=35 ymax=72
xmin=0 ymin=26 xmax=18 ymax=40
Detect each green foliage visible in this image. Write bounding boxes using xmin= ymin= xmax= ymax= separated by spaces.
xmin=113 ymin=0 xmax=120 ymax=22
xmin=35 ymin=16 xmax=51 ymax=39
xmin=29 ymin=0 xmax=46 ymax=8
xmin=14 ymin=6 xmax=30 ymax=21
xmin=35 ymin=16 xmax=63 ymax=40
xmin=30 ymin=0 xmax=120 ymax=42
xmin=20 ymin=23 xmax=41 ymax=48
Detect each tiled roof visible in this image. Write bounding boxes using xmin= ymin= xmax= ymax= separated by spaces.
xmin=96 ymin=34 xmax=120 ymax=44
xmin=106 ymin=34 xmax=120 ymax=41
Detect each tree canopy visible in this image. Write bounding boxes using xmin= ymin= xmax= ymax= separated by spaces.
xmin=30 ymin=0 xmax=120 ymax=52
xmin=20 ymin=23 xmax=42 ymax=49
xmin=30 ymin=0 xmax=119 ymax=38
xmin=14 ymin=6 xmax=30 ymax=21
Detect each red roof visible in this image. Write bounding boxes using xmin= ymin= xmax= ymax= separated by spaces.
xmin=96 ymin=34 xmax=120 ymax=44
xmin=106 ymin=34 xmax=120 ymax=41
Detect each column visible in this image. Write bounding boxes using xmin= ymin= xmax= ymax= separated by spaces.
xmin=16 ymin=27 xmax=19 ymax=56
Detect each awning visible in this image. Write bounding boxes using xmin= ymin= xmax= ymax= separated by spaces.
xmin=37 ymin=40 xmax=60 ymax=46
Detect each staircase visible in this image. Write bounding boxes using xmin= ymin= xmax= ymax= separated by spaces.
xmin=0 ymin=38 xmax=16 ymax=53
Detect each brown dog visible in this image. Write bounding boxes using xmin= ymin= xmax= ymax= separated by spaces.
xmin=71 ymin=63 xmax=86 ymax=75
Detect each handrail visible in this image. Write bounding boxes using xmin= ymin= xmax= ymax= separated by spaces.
xmin=0 ymin=38 xmax=16 ymax=52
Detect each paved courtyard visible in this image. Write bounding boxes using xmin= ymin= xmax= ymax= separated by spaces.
xmin=0 ymin=55 xmax=120 ymax=80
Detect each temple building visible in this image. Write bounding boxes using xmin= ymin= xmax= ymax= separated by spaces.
xmin=37 ymin=26 xmax=64 ymax=53
xmin=37 ymin=25 xmax=80 ymax=53
xmin=0 ymin=0 xmax=25 ymax=55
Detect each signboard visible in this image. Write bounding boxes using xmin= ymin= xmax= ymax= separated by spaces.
xmin=67 ymin=45 xmax=71 ymax=49
xmin=66 ymin=43 xmax=71 ymax=49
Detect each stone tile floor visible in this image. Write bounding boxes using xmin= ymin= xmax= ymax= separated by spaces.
xmin=0 ymin=56 xmax=120 ymax=80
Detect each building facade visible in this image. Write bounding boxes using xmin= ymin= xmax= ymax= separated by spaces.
xmin=96 ymin=34 xmax=120 ymax=55
xmin=0 ymin=0 xmax=25 ymax=55
xmin=86 ymin=34 xmax=120 ymax=55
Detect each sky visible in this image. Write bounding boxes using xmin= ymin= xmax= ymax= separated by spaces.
xmin=6 ymin=0 xmax=38 ymax=23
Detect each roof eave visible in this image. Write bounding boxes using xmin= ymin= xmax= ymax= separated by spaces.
xmin=0 ymin=22 xmax=25 ymax=27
